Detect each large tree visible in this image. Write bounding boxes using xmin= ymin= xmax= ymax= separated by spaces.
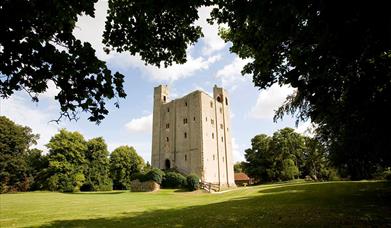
xmin=244 ymin=128 xmax=330 ymax=182
xmin=0 ymin=0 xmax=126 ymax=123
xmin=46 ymin=129 xmax=87 ymax=192
xmin=0 ymin=116 xmax=39 ymax=192
xmin=82 ymin=137 xmax=112 ymax=191
xmin=110 ymin=146 xmax=144 ymax=190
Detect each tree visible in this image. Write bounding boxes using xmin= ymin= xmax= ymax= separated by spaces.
xmin=233 ymin=162 xmax=244 ymax=173
xmin=243 ymin=134 xmax=274 ymax=182
xmin=0 ymin=116 xmax=38 ymax=192
xmin=82 ymin=137 xmax=112 ymax=191
xmin=244 ymin=128 xmax=330 ymax=182
xmin=46 ymin=129 xmax=87 ymax=192
xmin=26 ymin=148 xmax=49 ymax=191
xmin=0 ymin=0 xmax=126 ymax=123
xmin=110 ymin=146 xmax=144 ymax=190
xmin=281 ymin=159 xmax=299 ymax=181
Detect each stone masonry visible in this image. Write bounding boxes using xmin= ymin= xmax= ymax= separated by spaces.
xmin=151 ymin=85 xmax=236 ymax=188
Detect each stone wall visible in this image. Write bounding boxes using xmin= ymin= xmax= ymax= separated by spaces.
xmin=130 ymin=180 xmax=160 ymax=192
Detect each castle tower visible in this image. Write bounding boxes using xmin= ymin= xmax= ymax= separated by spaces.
xmin=151 ymin=85 xmax=235 ymax=188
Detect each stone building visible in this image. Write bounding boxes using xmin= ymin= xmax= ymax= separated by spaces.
xmin=151 ymin=85 xmax=236 ymax=188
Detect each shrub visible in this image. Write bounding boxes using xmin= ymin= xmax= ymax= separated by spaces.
xmin=186 ymin=174 xmax=199 ymax=191
xmin=162 ymin=172 xmax=187 ymax=188
xmin=145 ymin=168 xmax=165 ymax=184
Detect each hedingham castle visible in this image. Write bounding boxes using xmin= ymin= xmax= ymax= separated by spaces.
xmin=151 ymin=85 xmax=236 ymax=188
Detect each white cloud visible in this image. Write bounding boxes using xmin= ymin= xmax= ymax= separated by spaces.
xmin=195 ymin=6 xmax=227 ymax=55
xmin=109 ymin=51 xmax=222 ymax=82
xmin=216 ymin=57 xmax=252 ymax=92
xmin=0 ymin=94 xmax=63 ymax=153
xmin=40 ymin=80 xmax=60 ymax=100
xmin=295 ymin=121 xmax=315 ymax=137
xmin=73 ymin=0 xmax=108 ymax=60
xmin=231 ymin=137 xmax=244 ymax=162
xmin=249 ymin=84 xmax=295 ymax=119
xmin=125 ymin=114 xmax=153 ymax=133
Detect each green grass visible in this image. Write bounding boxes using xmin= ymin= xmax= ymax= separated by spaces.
xmin=1 ymin=181 xmax=390 ymax=227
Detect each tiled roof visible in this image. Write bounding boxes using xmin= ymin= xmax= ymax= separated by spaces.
xmin=234 ymin=172 xmax=250 ymax=181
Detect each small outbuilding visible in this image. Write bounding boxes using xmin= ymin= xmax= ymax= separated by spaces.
xmin=234 ymin=172 xmax=253 ymax=186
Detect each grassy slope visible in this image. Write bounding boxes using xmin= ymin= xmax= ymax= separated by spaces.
xmin=0 ymin=181 xmax=390 ymax=227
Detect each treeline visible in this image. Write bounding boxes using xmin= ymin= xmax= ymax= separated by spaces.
xmin=0 ymin=116 xmax=145 ymax=193
xmin=241 ymin=128 xmax=391 ymax=182
xmin=241 ymin=128 xmax=338 ymax=182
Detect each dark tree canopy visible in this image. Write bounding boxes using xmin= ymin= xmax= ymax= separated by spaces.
xmin=0 ymin=116 xmax=39 ymax=192
xmin=0 ymin=0 xmax=126 ymax=123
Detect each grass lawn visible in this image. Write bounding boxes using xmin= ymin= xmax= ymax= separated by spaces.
xmin=1 ymin=181 xmax=390 ymax=227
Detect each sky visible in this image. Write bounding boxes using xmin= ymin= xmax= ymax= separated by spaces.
xmin=0 ymin=1 xmax=311 ymax=162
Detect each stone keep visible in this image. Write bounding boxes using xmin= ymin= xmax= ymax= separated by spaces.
xmin=151 ymin=85 xmax=235 ymax=187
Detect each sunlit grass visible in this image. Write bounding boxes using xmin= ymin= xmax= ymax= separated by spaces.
xmin=1 ymin=181 xmax=390 ymax=227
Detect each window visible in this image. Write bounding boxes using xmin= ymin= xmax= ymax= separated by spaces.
xmin=212 ymin=133 xmax=214 ymax=139
xmin=163 ymin=96 xmax=166 ymax=102
xmin=185 ymin=154 xmax=187 ymax=161
xmin=183 ymin=118 xmax=188 ymax=124
xmin=193 ymin=117 xmax=196 ymax=121
xmin=222 ymin=156 xmax=225 ymax=162
xmin=221 ymin=136 xmax=224 ymax=142
xmin=220 ymin=124 xmax=223 ymax=129
xmin=206 ymin=117 xmax=208 ymax=122
xmin=213 ymin=155 xmax=215 ymax=160
xmin=185 ymin=101 xmax=188 ymax=106
xmin=166 ymin=137 xmax=169 ymax=142
xmin=167 ymin=107 xmax=170 ymax=112
xmin=225 ymin=97 xmax=228 ymax=105
xmin=184 ymin=132 xmax=187 ymax=138
xmin=166 ymin=123 xmax=170 ymax=129
xmin=211 ymin=119 xmax=214 ymax=125
xmin=210 ymin=101 xmax=213 ymax=108
xmin=227 ymin=128 xmax=229 ymax=132
xmin=216 ymin=96 xmax=222 ymax=102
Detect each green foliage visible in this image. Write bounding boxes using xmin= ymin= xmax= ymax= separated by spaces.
xmin=26 ymin=149 xmax=49 ymax=190
xmin=46 ymin=129 xmax=87 ymax=192
xmin=281 ymin=159 xmax=299 ymax=181
xmin=0 ymin=116 xmax=39 ymax=193
xmin=110 ymin=146 xmax=145 ymax=190
xmin=233 ymin=162 xmax=244 ymax=173
xmin=144 ymin=168 xmax=164 ymax=184
xmin=103 ymin=0 xmax=206 ymax=67
xmin=162 ymin=172 xmax=187 ymax=188
xmin=82 ymin=137 xmax=112 ymax=191
xmin=0 ymin=0 xmax=126 ymax=123
xmin=186 ymin=174 xmax=199 ymax=191
xmin=244 ymin=128 xmax=332 ymax=182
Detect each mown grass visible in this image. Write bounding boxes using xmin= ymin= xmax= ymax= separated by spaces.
xmin=1 ymin=181 xmax=390 ymax=227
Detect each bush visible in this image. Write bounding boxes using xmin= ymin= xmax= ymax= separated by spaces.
xmin=162 ymin=172 xmax=187 ymax=188
xmin=186 ymin=174 xmax=199 ymax=191
xmin=144 ymin=168 xmax=164 ymax=184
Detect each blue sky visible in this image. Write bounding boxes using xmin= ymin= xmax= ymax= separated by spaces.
xmin=0 ymin=1 xmax=311 ymax=162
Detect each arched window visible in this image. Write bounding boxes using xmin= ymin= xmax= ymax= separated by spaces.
xmin=163 ymin=96 xmax=166 ymax=102
xmin=225 ymin=97 xmax=228 ymax=105
xmin=217 ymin=96 xmax=222 ymax=103
xmin=165 ymin=159 xmax=171 ymax=169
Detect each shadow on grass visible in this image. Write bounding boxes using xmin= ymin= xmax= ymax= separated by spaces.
xmin=41 ymin=182 xmax=391 ymax=228
xmin=72 ymin=191 xmax=127 ymax=195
